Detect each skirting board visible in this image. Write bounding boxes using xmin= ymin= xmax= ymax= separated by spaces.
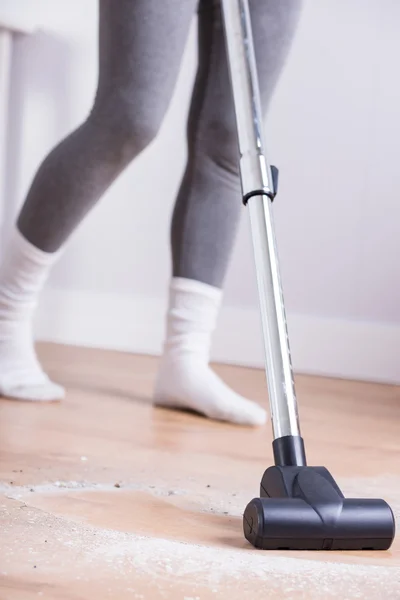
xmin=34 ymin=288 xmax=400 ymax=385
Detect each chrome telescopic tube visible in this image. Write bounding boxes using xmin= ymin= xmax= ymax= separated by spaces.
xmin=221 ymin=0 xmax=301 ymax=444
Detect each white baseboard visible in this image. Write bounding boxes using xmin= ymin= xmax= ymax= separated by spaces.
xmin=35 ymin=288 xmax=400 ymax=385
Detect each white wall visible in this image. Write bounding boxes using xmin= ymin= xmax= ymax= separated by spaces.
xmin=3 ymin=0 xmax=400 ymax=383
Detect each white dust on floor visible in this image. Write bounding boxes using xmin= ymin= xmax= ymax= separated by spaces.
xmin=2 ymin=473 xmax=400 ymax=518
xmin=1 ymin=475 xmax=400 ymax=599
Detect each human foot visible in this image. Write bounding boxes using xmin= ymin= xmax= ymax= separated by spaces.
xmin=154 ymin=358 xmax=266 ymax=426
xmin=0 ymin=322 xmax=64 ymax=401
xmin=0 ymin=228 xmax=64 ymax=401
xmin=153 ymin=277 xmax=267 ymax=426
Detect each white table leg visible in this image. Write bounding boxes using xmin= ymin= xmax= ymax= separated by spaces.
xmin=0 ymin=27 xmax=12 ymax=240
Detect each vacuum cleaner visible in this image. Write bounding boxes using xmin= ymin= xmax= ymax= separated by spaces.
xmin=221 ymin=0 xmax=395 ymax=551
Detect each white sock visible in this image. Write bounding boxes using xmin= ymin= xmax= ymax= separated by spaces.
xmin=0 ymin=228 xmax=65 ymax=401
xmin=154 ymin=277 xmax=267 ymax=426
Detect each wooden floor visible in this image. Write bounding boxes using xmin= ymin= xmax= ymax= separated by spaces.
xmin=0 ymin=344 xmax=399 ymax=600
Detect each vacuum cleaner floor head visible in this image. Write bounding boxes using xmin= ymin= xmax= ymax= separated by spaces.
xmin=243 ymin=466 xmax=395 ymax=551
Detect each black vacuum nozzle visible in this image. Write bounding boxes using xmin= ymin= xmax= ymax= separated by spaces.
xmin=243 ymin=464 xmax=395 ymax=550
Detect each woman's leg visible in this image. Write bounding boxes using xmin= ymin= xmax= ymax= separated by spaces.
xmin=155 ymin=0 xmax=303 ymax=425
xmin=0 ymin=0 xmax=197 ymax=401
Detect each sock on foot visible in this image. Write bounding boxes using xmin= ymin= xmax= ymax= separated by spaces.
xmin=154 ymin=277 xmax=267 ymax=426
xmin=0 ymin=228 xmax=65 ymax=401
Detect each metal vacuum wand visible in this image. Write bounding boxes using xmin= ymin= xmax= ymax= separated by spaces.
xmin=221 ymin=0 xmax=304 ymax=465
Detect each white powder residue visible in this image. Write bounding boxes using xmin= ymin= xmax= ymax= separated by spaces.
xmin=2 ymin=474 xmax=400 ymax=519
xmin=2 ymin=499 xmax=398 ymax=599
xmin=2 ymin=475 xmax=399 ymax=599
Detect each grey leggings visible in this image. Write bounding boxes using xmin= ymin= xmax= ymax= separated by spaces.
xmin=17 ymin=0 xmax=302 ymax=288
